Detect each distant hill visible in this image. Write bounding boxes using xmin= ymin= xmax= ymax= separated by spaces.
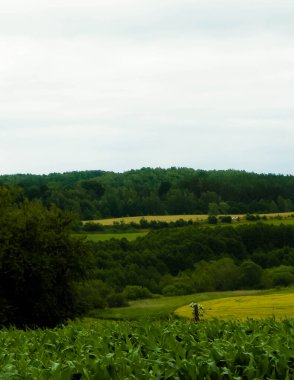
xmin=1 ymin=168 xmax=294 ymax=219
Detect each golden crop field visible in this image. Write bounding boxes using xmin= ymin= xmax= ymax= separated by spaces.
xmin=175 ymin=293 xmax=294 ymax=320
xmin=86 ymin=212 xmax=294 ymax=226
xmin=88 ymin=214 xmax=208 ymax=225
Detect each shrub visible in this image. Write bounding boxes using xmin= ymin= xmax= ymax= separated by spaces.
xmin=264 ymin=266 xmax=294 ymax=287
xmin=219 ymin=215 xmax=232 ymax=223
xmin=106 ymin=293 xmax=128 ymax=308
xmin=208 ymin=215 xmax=218 ymax=224
xmin=82 ymin=222 xmax=104 ymax=232
xmin=162 ymin=282 xmax=193 ymax=296
xmin=246 ymin=214 xmax=260 ymax=221
xmin=75 ymin=280 xmax=114 ymax=311
xmin=162 ymin=285 xmax=179 ymax=296
xmin=122 ymin=285 xmax=153 ymax=300
xmin=239 ymin=260 xmax=263 ymax=289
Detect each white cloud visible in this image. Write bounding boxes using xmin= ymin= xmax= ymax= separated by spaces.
xmin=0 ymin=1 xmax=294 ymax=174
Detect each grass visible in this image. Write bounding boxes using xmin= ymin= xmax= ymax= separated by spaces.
xmin=175 ymin=290 xmax=294 ymax=321
xmin=88 ymin=288 xmax=286 ymax=320
xmin=262 ymin=218 xmax=294 ymax=226
xmin=75 ymin=231 xmax=148 ymax=242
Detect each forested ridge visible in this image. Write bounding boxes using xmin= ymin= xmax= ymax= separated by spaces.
xmin=1 ymin=168 xmax=294 ymax=219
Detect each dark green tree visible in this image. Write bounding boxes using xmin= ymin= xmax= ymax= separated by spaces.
xmin=0 ymin=189 xmax=92 ymax=327
xmin=239 ymin=260 xmax=263 ymax=289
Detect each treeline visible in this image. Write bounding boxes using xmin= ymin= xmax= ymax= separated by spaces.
xmin=83 ymin=223 xmax=294 ymax=308
xmin=1 ymin=168 xmax=294 ymax=219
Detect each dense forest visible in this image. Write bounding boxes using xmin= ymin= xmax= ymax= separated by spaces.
xmin=1 ymin=168 xmax=294 ymax=219
xmin=80 ymin=223 xmax=294 ymax=309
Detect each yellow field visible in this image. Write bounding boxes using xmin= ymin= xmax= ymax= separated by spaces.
xmin=87 ymin=215 xmax=208 ymax=225
xmin=85 ymin=212 xmax=294 ymax=226
xmin=175 ymin=293 xmax=294 ymax=320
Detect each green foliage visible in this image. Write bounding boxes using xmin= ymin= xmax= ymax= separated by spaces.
xmin=79 ymin=179 xmax=105 ymax=197
xmin=208 ymin=215 xmax=218 ymax=224
xmin=239 ymin=260 xmax=263 ymax=289
xmin=263 ymin=266 xmax=294 ymax=287
xmin=0 ymin=188 xmax=92 ymax=327
xmin=219 ymin=215 xmax=232 ymax=223
xmin=80 ymin=231 xmax=148 ymax=242
xmin=106 ymin=293 xmax=128 ymax=308
xmin=88 ymin=223 xmax=294 ymax=296
xmin=75 ymin=280 xmax=114 ymax=311
xmin=2 ymin=168 xmax=294 ymax=218
xmin=162 ymin=284 xmax=179 ymax=296
xmin=192 ymin=258 xmax=242 ymax=292
xmin=122 ymin=285 xmax=153 ymax=300
xmin=246 ymin=213 xmax=261 ymax=221
xmin=0 ymin=318 xmax=293 ymax=379
xmin=82 ymin=222 xmax=105 ymax=232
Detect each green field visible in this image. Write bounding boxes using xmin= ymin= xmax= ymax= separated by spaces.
xmin=88 ymin=288 xmax=294 ymax=320
xmin=75 ymin=231 xmax=148 ymax=242
xmin=1 ymin=288 xmax=294 ymax=378
xmin=262 ymin=218 xmax=294 ymax=226
xmin=1 ymin=318 xmax=293 ymax=379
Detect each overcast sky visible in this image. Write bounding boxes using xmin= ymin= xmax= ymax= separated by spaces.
xmin=1 ymin=0 xmax=294 ymax=175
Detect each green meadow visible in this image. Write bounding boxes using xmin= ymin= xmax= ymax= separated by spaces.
xmin=75 ymin=231 xmax=148 ymax=242
xmin=88 ymin=287 xmax=294 ymax=320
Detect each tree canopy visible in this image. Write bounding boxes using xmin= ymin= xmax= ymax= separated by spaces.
xmin=0 ymin=188 xmax=92 ymax=327
xmin=1 ymin=168 xmax=294 ymax=219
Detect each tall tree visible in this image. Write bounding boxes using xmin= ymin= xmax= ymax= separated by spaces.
xmin=0 ymin=189 xmax=92 ymax=327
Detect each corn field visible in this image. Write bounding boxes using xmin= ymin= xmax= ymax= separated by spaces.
xmin=0 ymin=318 xmax=293 ymax=379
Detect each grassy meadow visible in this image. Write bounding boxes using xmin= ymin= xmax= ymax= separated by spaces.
xmin=88 ymin=287 xmax=294 ymax=320
xmin=75 ymin=231 xmax=148 ymax=242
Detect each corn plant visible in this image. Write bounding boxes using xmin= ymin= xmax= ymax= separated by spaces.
xmin=0 ymin=318 xmax=293 ymax=379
